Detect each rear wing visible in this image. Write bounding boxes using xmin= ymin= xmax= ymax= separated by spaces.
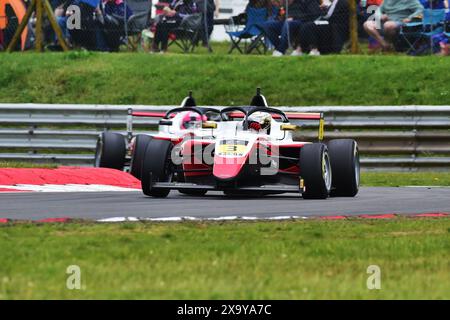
xmin=286 ymin=112 xmax=325 ymax=141
xmin=125 ymin=109 xmax=168 ymax=144
xmin=131 ymin=111 xmax=167 ymax=118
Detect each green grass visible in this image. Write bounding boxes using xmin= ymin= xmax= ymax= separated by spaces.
xmin=0 ymin=161 xmax=58 ymax=168
xmin=361 ymin=171 xmax=450 ymax=187
xmin=0 ymin=52 xmax=449 ymax=106
xmin=0 ymin=218 xmax=449 ymax=299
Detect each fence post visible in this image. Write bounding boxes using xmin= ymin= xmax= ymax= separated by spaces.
xmin=7 ymin=0 xmax=68 ymax=52
xmin=349 ymin=0 xmax=360 ymax=53
xmin=6 ymin=0 xmax=36 ymax=52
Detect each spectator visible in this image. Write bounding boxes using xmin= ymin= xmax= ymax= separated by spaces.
xmin=103 ymin=0 xmax=133 ymax=18
xmin=68 ymin=0 xmax=101 ymax=50
xmin=67 ymin=0 xmax=132 ymax=51
xmin=151 ymin=0 xmax=198 ymax=53
xmin=363 ymin=0 xmax=423 ymax=51
xmin=294 ymin=0 xmax=349 ymax=56
xmin=261 ymin=0 xmax=322 ymax=56
xmin=51 ymin=0 xmax=75 ymax=47
xmin=96 ymin=0 xmax=133 ymax=51
xmin=358 ymin=0 xmax=383 ymax=52
xmin=196 ymin=0 xmax=220 ymax=47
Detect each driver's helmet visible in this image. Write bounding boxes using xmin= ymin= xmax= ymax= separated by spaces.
xmin=180 ymin=111 xmax=206 ymax=130
xmin=247 ymin=112 xmax=272 ymax=132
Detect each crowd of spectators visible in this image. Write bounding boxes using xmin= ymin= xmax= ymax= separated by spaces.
xmin=1 ymin=0 xmax=449 ymax=54
xmin=50 ymin=0 xmax=135 ymax=51
xmin=49 ymin=0 xmax=220 ymax=52
xmin=252 ymin=0 xmax=449 ymax=56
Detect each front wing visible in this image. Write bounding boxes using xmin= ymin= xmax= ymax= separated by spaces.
xmin=149 ymin=175 xmax=304 ymax=194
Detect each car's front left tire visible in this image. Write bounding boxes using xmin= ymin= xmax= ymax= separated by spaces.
xmin=130 ymin=134 xmax=153 ymax=179
xmin=299 ymin=143 xmax=332 ymax=199
xmin=141 ymin=139 xmax=173 ymax=198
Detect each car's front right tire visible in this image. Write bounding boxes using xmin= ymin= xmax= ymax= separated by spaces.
xmin=94 ymin=132 xmax=126 ymax=170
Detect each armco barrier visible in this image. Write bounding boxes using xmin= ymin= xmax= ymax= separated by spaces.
xmin=0 ymin=104 xmax=449 ymax=170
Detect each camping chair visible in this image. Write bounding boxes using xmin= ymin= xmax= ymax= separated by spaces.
xmin=169 ymin=13 xmax=203 ymax=53
xmin=225 ymin=6 xmax=268 ymax=54
xmin=99 ymin=0 xmax=151 ymax=51
xmin=399 ymin=9 xmax=446 ymax=54
xmin=126 ymin=0 xmax=153 ymax=50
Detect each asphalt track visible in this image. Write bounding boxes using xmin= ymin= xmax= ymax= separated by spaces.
xmin=0 ymin=187 xmax=449 ymax=220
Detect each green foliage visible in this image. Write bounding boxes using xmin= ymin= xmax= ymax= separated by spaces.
xmin=0 ymin=53 xmax=449 ymax=106
xmin=361 ymin=171 xmax=450 ymax=186
xmin=0 ymin=218 xmax=449 ymax=299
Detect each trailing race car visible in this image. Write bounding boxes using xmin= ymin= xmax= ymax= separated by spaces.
xmin=94 ymin=92 xmax=221 ymax=181
xmin=136 ymin=89 xmax=360 ymax=199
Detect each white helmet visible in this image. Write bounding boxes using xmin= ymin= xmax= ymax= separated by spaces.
xmin=247 ymin=112 xmax=272 ymax=131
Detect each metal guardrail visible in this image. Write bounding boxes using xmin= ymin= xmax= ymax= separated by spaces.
xmin=1 ymin=104 xmax=449 ymax=170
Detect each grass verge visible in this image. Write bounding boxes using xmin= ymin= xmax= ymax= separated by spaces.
xmin=0 ymin=218 xmax=449 ymax=299
xmin=0 ymin=53 xmax=449 ymax=105
xmin=0 ymin=161 xmax=58 ymax=169
xmin=361 ymin=171 xmax=450 ymax=187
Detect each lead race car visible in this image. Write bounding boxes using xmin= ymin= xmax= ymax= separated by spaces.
xmin=131 ymin=89 xmax=360 ymax=199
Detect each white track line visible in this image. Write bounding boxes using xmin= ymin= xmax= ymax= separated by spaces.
xmin=0 ymin=184 xmax=140 ymax=192
xmin=404 ymin=186 xmax=449 ymax=188
xmin=97 ymin=216 xmax=311 ymax=222
xmin=97 ymin=217 xmax=141 ymax=222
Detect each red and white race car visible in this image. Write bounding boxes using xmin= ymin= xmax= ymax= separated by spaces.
xmin=94 ymin=92 xmax=222 ymax=181
xmin=109 ymin=89 xmax=359 ymax=199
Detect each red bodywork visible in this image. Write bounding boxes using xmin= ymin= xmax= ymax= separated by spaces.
xmin=132 ymin=109 xmax=321 ymax=190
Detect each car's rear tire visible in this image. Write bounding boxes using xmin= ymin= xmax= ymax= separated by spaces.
xmin=327 ymin=139 xmax=360 ymax=197
xmin=94 ymin=132 xmax=126 ymax=170
xmin=299 ymin=143 xmax=332 ymax=199
xmin=141 ymin=139 xmax=173 ymax=198
xmin=130 ymin=134 xmax=153 ymax=179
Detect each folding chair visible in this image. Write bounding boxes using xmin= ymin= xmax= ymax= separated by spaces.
xmin=399 ymin=9 xmax=446 ymax=54
xmin=225 ymin=6 xmax=268 ymax=54
xmin=126 ymin=0 xmax=153 ymax=50
xmin=169 ymin=13 xmax=203 ymax=53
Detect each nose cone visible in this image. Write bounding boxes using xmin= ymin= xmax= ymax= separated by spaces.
xmin=213 ymin=155 xmax=247 ymax=180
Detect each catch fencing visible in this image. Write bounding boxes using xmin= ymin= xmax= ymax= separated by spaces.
xmin=1 ymin=103 xmax=449 ymax=170
xmin=3 ymin=0 xmax=445 ymax=55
